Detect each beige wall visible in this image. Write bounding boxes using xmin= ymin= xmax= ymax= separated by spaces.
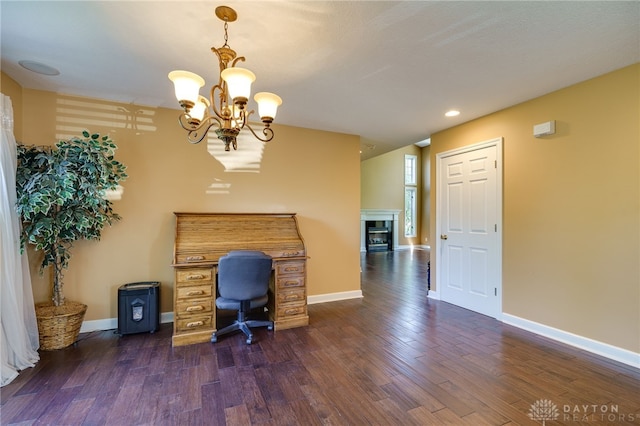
xmin=361 ymin=144 xmax=422 ymax=247
xmin=1 ymin=72 xmax=23 ymax=142
xmin=3 ymin=78 xmax=362 ymax=321
xmin=420 ymin=145 xmax=431 ymax=246
xmin=430 ymin=64 xmax=640 ymax=353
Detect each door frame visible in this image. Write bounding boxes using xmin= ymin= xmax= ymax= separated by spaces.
xmin=432 ymin=137 xmax=503 ymax=319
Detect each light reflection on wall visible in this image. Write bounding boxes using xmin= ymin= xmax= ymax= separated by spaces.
xmin=207 ymin=130 xmax=265 ymax=173
xmin=55 ymin=97 xmax=157 ymax=140
xmin=206 ymin=178 xmax=232 ymax=195
xmin=205 ymin=128 xmax=267 ymax=195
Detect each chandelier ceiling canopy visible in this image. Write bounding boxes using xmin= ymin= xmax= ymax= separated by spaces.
xmin=168 ymin=6 xmax=282 ymax=151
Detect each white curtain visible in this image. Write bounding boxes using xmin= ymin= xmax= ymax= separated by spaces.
xmin=1 ymin=93 xmax=39 ymax=387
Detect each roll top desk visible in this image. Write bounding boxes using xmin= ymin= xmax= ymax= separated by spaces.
xmin=171 ymin=213 xmax=309 ymax=346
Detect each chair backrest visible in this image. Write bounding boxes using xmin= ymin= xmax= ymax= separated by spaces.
xmin=217 ymin=251 xmax=273 ymax=301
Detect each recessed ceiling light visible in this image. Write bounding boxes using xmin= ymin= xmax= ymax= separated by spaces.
xmin=18 ymin=60 xmax=60 ymax=76
xmin=445 ymin=110 xmax=460 ymax=117
xmin=415 ymin=138 xmax=431 ymax=147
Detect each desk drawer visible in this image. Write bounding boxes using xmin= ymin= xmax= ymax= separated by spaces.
xmin=275 ymin=301 xmax=307 ymax=319
xmin=276 ymin=261 xmax=305 ymax=276
xmin=176 ymin=284 xmax=213 ymax=299
xmin=176 ymin=297 xmax=213 ymax=316
xmin=277 ymin=288 xmax=305 ymax=304
xmin=277 ymin=275 xmax=304 ymax=290
xmin=175 ymin=314 xmax=214 ymax=332
xmin=176 ymin=268 xmax=213 ymax=284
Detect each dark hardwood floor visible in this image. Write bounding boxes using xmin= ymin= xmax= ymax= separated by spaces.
xmin=2 ymin=249 xmax=639 ymax=425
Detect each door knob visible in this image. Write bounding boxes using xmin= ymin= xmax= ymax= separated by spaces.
xmin=440 ymin=234 xmax=448 ymax=240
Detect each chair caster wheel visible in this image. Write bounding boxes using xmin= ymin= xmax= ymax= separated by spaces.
xmin=246 ymin=338 xmax=252 ymax=345
xmin=211 ymin=335 xmax=218 ymax=343
xmin=268 ymin=324 xmax=274 ymax=331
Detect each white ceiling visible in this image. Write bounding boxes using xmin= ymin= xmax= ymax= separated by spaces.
xmin=2 ymin=1 xmax=639 ymax=160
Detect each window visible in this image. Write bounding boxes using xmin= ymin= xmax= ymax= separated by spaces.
xmin=405 ymin=187 xmax=416 ymax=237
xmin=404 ymin=155 xmax=417 ymax=237
xmin=405 ymin=154 xmax=417 ymax=185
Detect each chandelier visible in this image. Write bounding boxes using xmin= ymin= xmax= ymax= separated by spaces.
xmin=168 ymin=6 xmax=282 ymax=151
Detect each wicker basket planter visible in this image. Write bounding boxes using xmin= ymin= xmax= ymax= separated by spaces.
xmin=35 ymin=301 xmax=87 ymax=350
xmin=16 ymin=133 xmax=126 ymax=351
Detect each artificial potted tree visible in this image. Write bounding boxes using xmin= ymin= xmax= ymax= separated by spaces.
xmin=16 ymin=131 xmax=127 ymax=350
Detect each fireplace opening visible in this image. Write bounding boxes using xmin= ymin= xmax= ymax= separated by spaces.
xmin=366 ymin=220 xmax=392 ymax=252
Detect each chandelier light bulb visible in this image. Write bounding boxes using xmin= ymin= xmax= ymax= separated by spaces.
xmin=189 ymin=96 xmax=210 ymax=125
xmin=168 ymin=70 xmax=205 ymax=110
xmin=221 ymin=67 xmax=256 ymax=106
xmin=254 ymin=92 xmax=282 ymax=123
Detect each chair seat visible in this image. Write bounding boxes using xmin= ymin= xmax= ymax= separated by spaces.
xmin=216 ymin=294 xmax=269 ymax=311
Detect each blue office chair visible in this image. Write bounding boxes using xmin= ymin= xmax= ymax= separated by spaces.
xmin=211 ymin=250 xmax=274 ymax=344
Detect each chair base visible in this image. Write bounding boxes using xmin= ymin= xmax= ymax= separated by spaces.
xmin=211 ymin=317 xmax=273 ymax=345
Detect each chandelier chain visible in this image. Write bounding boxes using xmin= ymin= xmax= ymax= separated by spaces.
xmin=223 ymin=21 xmax=230 ymax=49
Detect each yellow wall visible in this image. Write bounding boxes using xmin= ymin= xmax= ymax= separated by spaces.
xmin=361 ymin=144 xmax=422 ymax=247
xmin=430 ymin=64 xmax=640 ymax=352
xmin=3 ymin=80 xmax=362 ymax=321
xmin=420 ymin=145 xmax=431 ymax=246
xmin=0 ymin=72 xmax=23 ymax=141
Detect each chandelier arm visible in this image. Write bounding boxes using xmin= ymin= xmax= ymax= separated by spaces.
xmin=212 ymin=47 xmax=230 ymax=73
xmin=177 ymin=113 xmax=201 ymax=131
xmin=176 ymin=115 xmax=223 ymax=144
xmin=230 ymin=56 xmax=246 ymax=68
xmin=244 ymin=122 xmax=275 ymax=143
xmin=235 ymin=107 xmax=248 ymax=129
xmin=186 ymin=128 xmax=209 ymax=144
xmin=210 ymin=83 xmax=227 ymax=121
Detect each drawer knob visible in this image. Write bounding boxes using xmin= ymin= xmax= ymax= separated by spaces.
xmin=187 ymin=274 xmax=205 ymax=280
xmin=283 ymin=280 xmax=299 ymax=287
xmin=186 ymin=305 xmax=204 ymax=312
xmin=186 ymin=321 xmax=204 ymax=328
xmin=186 ymin=290 xmax=204 ymax=296
xmin=285 ymin=294 xmax=300 ymax=301
xmin=284 ymin=267 xmax=299 ymax=272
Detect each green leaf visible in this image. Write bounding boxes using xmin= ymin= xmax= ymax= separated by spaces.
xmin=15 ymin=131 xmax=127 ymax=301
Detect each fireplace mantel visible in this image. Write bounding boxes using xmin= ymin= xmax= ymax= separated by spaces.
xmin=360 ymin=209 xmax=401 ymax=252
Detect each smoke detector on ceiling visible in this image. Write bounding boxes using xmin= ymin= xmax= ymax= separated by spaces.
xmin=18 ymin=60 xmax=60 ymax=76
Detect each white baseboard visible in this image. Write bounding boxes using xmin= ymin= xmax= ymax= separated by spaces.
xmin=396 ymin=244 xmax=431 ymax=251
xmin=307 ymin=290 xmax=363 ymax=305
xmin=79 ymin=293 xmax=366 ymax=333
xmin=502 ymin=313 xmax=640 ymax=369
xmin=80 ymin=312 xmax=174 ymax=333
xmin=81 ymin=291 xmax=364 ymax=333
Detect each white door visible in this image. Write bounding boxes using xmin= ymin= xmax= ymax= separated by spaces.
xmin=437 ymin=139 xmax=502 ymax=318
